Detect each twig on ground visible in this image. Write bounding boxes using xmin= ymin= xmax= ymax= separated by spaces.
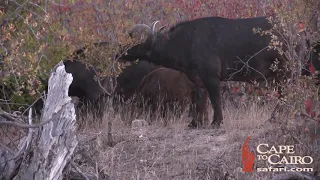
xmin=71 ymin=162 xmax=90 ymax=180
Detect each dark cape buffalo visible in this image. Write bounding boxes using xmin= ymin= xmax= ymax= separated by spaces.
xmin=113 ymin=60 xmax=209 ymax=125
xmin=120 ymin=16 xmax=290 ymax=128
xmin=34 ymin=59 xmax=113 ymax=121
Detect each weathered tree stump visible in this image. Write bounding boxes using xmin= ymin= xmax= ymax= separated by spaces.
xmin=0 ymin=61 xmax=78 ymax=180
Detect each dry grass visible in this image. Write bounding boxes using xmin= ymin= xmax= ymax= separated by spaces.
xmin=71 ymin=95 xmax=320 ymax=180
xmin=1 ymin=96 xmax=318 ymax=179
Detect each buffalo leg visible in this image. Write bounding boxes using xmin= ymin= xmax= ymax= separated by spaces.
xmin=202 ymin=76 xmax=223 ymax=128
xmin=185 ymin=71 xmax=203 ymax=128
xmin=188 ymin=90 xmax=201 ymax=128
xmin=196 ymin=89 xmax=209 ymax=125
xmin=188 ymin=86 xmax=210 ymax=128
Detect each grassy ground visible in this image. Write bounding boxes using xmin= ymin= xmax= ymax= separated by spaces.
xmin=0 ymin=95 xmax=318 ymax=179
xmin=74 ymin=97 xmax=320 ymax=180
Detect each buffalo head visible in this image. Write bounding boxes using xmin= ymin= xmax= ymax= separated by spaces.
xmin=120 ymin=21 xmax=166 ymax=63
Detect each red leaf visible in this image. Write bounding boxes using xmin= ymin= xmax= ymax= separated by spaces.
xmin=310 ymin=111 xmax=316 ymax=118
xmin=273 ymin=92 xmax=280 ymax=98
xmin=309 ymin=64 xmax=316 ymax=74
xmin=232 ymin=87 xmax=240 ymax=94
xmin=297 ymin=22 xmax=306 ymax=32
xmin=304 ymin=99 xmax=313 ymax=115
xmin=255 ymin=89 xmax=261 ymax=96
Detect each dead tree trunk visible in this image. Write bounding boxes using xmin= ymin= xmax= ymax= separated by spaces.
xmin=16 ymin=62 xmax=77 ymax=180
xmin=0 ymin=61 xmax=78 ymax=180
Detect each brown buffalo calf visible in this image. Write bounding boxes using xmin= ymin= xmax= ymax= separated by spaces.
xmin=114 ymin=61 xmax=209 ymax=126
xmin=135 ymin=67 xmax=209 ymax=126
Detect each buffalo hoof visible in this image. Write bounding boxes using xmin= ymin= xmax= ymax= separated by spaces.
xmin=210 ymin=122 xmax=221 ymax=129
xmin=187 ymin=121 xmax=201 ymax=129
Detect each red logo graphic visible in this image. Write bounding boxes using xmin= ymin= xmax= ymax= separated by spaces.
xmin=242 ymin=136 xmax=255 ymax=172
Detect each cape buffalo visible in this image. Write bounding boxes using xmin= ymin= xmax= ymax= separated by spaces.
xmin=35 ymin=60 xmax=113 ymax=122
xmin=114 ymin=60 xmax=209 ymax=125
xmin=120 ymin=17 xmax=288 ymax=128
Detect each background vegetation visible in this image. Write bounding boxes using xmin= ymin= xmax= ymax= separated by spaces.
xmin=0 ymin=0 xmax=319 ymax=113
xmin=0 ymin=0 xmax=319 ymax=179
